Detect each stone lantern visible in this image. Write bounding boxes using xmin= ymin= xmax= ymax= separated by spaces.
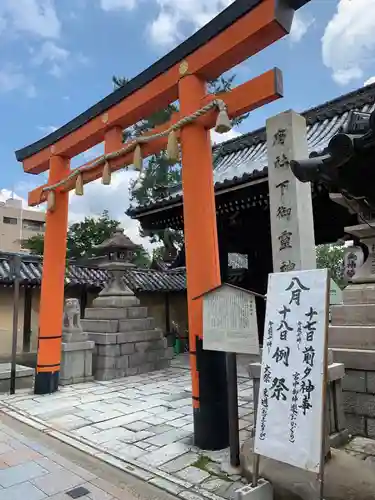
xmin=92 ymin=229 xmax=140 ymax=308
xmin=81 ymin=228 xmax=173 ymax=381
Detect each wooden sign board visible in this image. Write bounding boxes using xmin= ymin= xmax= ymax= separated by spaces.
xmin=202 ymin=284 xmax=259 ymax=355
xmin=254 ymin=269 xmax=329 ymax=473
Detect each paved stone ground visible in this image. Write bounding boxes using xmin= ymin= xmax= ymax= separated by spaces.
xmin=0 ymin=367 xmax=254 ymax=500
xmin=342 ymin=436 xmax=375 ymax=465
xmin=0 ymin=415 xmax=178 ymax=499
xmin=170 ymin=354 xmax=259 ymax=379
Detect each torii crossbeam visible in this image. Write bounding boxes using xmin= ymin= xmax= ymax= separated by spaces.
xmin=16 ymin=0 xmax=310 ymax=450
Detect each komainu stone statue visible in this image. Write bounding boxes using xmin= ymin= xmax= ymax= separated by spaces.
xmin=63 ymin=298 xmax=82 ymax=331
xmin=60 ymin=298 xmax=94 ymax=386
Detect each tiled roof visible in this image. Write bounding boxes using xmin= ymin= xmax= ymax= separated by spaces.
xmin=0 ymin=253 xmax=186 ymax=293
xmin=128 ymin=82 xmax=375 ymax=216
xmin=0 ymin=252 xmax=247 ymax=292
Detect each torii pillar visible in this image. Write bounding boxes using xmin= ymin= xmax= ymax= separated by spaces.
xmin=179 ymin=70 xmax=228 ymax=449
xmin=35 ymin=156 xmax=70 ymax=394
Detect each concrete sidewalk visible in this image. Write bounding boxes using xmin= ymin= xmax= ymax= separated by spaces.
xmin=0 ymin=413 xmax=180 ymax=500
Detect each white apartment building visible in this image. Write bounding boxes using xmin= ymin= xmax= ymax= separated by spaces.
xmin=0 ymin=198 xmax=45 ymax=252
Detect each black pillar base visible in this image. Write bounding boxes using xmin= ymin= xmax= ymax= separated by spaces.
xmin=34 ymin=370 xmax=59 ymax=395
xmin=193 ymin=338 xmax=229 ymax=450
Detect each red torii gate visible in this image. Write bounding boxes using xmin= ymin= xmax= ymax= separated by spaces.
xmin=15 ymin=0 xmax=309 ymax=450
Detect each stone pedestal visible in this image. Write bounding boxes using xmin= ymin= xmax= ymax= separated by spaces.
xmin=82 ymin=299 xmax=173 ymax=380
xmin=0 ymin=364 xmax=33 ymax=393
xmin=60 ymin=298 xmax=95 ymax=386
xmin=248 ymin=355 xmax=349 ymax=451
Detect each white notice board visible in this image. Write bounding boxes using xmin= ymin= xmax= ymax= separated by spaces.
xmin=254 ymin=269 xmax=329 ymax=472
xmin=202 ymin=284 xmax=259 ymax=355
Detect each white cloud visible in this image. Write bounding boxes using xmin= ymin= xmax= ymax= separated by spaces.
xmin=211 ymin=127 xmax=241 ymax=145
xmin=322 ymin=0 xmax=375 ymax=85
xmin=37 ymin=125 xmax=58 ymax=134
xmin=0 ymin=0 xmax=61 ymax=39
xmin=148 ymin=0 xmax=234 ymax=47
xmin=68 ymin=170 xmax=153 ymax=250
xmin=6 ymin=169 xmax=151 ymax=251
xmin=0 ymin=189 xmax=41 ymax=211
xmin=100 ymin=0 xmax=137 ymax=11
xmin=289 ymin=11 xmax=314 ymax=44
xmin=149 ymin=11 xmax=177 ymax=47
xmin=31 ymin=40 xmax=70 ymax=78
xmin=364 ymin=76 xmax=375 ymax=86
xmin=0 ymin=65 xmax=36 ymax=98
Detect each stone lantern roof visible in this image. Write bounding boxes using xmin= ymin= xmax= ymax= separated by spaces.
xmin=96 ymin=228 xmax=139 ymax=253
xmin=94 ymin=229 xmax=139 ymax=272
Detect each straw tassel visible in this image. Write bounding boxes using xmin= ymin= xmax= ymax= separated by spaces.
xmin=133 ymin=144 xmax=143 ymax=171
xmin=102 ymin=161 xmax=111 ymax=185
xmin=214 ymin=106 xmax=232 ymax=134
xmin=75 ymin=174 xmax=84 ymax=196
xmin=166 ymin=130 xmax=179 ymax=162
xmin=47 ymin=191 xmax=56 ymax=212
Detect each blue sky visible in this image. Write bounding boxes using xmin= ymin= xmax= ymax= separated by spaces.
xmin=0 ymin=0 xmax=374 ymax=245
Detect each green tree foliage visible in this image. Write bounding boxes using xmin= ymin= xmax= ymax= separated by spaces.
xmin=66 ymin=210 xmax=120 ymax=259
xmin=133 ymin=246 xmax=152 ymax=268
xmin=23 ymin=233 xmax=44 ymax=255
xmin=152 ymin=245 xmax=167 ymax=262
xmin=316 ymin=244 xmax=345 ymax=287
xmin=23 ymin=210 xmax=151 ymax=267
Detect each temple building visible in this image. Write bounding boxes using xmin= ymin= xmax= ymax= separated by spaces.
xmin=127 ymin=82 xmax=375 ymax=338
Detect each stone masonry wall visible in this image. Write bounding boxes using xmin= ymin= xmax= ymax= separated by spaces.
xmin=342 ymin=369 xmax=375 ymax=437
xmin=82 ymin=302 xmax=174 ymax=381
xmin=330 ymin=284 xmax=375 ymax=438
xmin=84 ymin=291 xmax=188 ymax=337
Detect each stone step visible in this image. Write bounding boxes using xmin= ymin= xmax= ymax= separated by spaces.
xmin=134 ymin=338 xmax=168 ymax=353
xmin=331 ymin=348 xmax=375 ymax=371
xmin=94 ymin=358 xmax=171 ymax=380
xmin=331 ymin=304 xmax=375 ymax=326
xmin=88 ymin=329 xmax=164 ymax=345
xmin=117 ymin=329 xmax=164 ymax=344
xmin=119 ymin=317 xmax=154 ymax=332
xmin=127 ymin=307 xmax=148 ymax=319
xmin=87 ymin=332 xmax=117 ymax=345
xmin=329 ymin=326 xmax=375 ymax=349
xmin=128 ymin=348 xmax=173 ymax=368
xmin=92 ymin=295 xmax=140 ymax=308
xmin=85 ymin=307 xmax=148 ymax=320
xmin=343 ymin=284 xmax=375 ymax=305
xmin=95 ymin=338 xmax=168 ymax=356
xmin=81 ymin=319 xmax=119 ymax=333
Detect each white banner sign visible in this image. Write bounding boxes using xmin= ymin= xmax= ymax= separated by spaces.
xmin=254 ymin=269 xmax=329 ymax=472
xmin=202 ymin=284 xmax=259 ymax=355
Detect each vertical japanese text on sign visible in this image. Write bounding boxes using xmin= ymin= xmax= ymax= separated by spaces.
xmin=254 ymin=269 xmax=329 ymax=473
